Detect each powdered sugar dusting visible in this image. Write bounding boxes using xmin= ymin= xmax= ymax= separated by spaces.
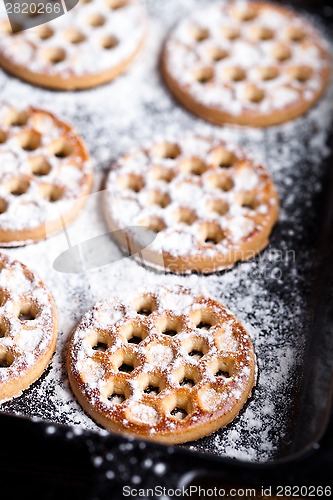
xmin=105 ymin=133 xmax=278 ymax=268
xmin=0 ymin=102 xmax=92 ymax=240
xmin=0 ymin=0 xmax=146 ymax=79
xmin=0 ymin=253 xmax=56 ymax=396
xmin=68 ymin=285 xmax=255 ymax=441
xmin=0 ymin=0 xmax=332 ymax=462
xmin=163 ymin=0 xmax=331 ymax=119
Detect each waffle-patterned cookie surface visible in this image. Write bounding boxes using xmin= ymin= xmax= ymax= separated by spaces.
xmin=67 ymin=286 xmax=256 ymax=443
xmin=161 ymin=0 xmax=331 ymax=126
xmin=0 ymin=253 xmax=58 ymax=401
xmin=0 ymin=0 xmax=147 ymax=90
xmin=0 ymin=103 xmax=93 ymax=246
xmin=104 ymin=134 xmax=279 ymax=274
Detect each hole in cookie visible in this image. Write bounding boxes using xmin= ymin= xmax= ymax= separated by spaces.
xmin=189 ymin=350 xmax=203 ymax=361
xmin=49 ymin=138 xmax=74 ymax=158
xmin=89 ymin=330 xmax=111 ymax=352
xmin=106 ymin=381 xmax=129 ymax=404
xmin=237 ymin=192 xmax=259 ymax=210
xmin=165 ymin=394 xmax=192 ymax=421
xmin=118 ymin=362 xmax=134 ymax=374
xmin=101 ymin=35 xmax=119 ymax=49
xmin=170 ymin=407 xmax=188 ymax=420
xmin=197 ymin=321 xmax=212 ymax=330
xmin=190 ymin=308 xmax=217 ymax=331
xmin=180 ymin=377 xmax=195 ymax=388
xmin=43 ymin=47 xmax=66 ymax=64
xmin=172 ymin=365 xmax=200 ymax=388
xmin=244 ymin=84 xmax=265 ymax=103
xmin=65 ymin=29 xmax=86 ymax=44
xmin=272 ymin=43 xmax=292 ymax=62
xmin=17 ymin=130 xmax=41 ymax=151
xmin=221 ymin=26 xmax=240 ymax=40
xmin=223 ymin=66 xmax=246 ymax=82
xmin=190 ymin=25 xmax=209 ymax=42
xmin=0 ymin=351 xmax=14 ymax=368
xmin=207 ymin=46 xmax=228 ymax=62
xmin=156 ymin=316 xmax=182 ymax=337
xmin=199 ymin=222 xmax=224 ymax=245
xmin=180 ymin=157 xmax=207 ymax=175
xmin=108 ymin=393 xmax=126 ymax=404
xmin=193 ymin=67 xmax=214 ymax=84
xmin=0 ymin=199 xmax=8 ymax=214
xmin=232 ymin=6 xmax=257 ymax=21
xmin=7 ymin=177 xmax=30 ymax=196
xmin=0 ymin=130 xmax=7 ymax=144
xmin=28 ymin=156 xmax=52 ymax=176
xmin=87 ymin=14 xmax=106 ymax=27
xmin=107 ymin=0 xmax=128 ymax=9
xmin=5 ymin=109 xmax=29 ymax=127
xmin=147 ymin=190 xmax=171 ymax=208
xmin=252 ymin=26 xmax=274 ymax=41
xmin=118 ymin=173 xmax=144 ymax=193
xmin=139 ymin=216 xmax=165 ymax=234
xmin=40 ymin=184 xmax=64 ymax=202
xmin=174 ymin=207 xmax=197 ymax=225
xmin=128 ymin=335 xmax=142 ymax=345
xmin=133 ymin=294 xmax=157 ymax=317
xmin=92 ymin=341 xmax=108 ymax=352
xmin=183 ymin=336 xmax=209 ymax=361
xmin=208 ymin=173 xmax=234 ymax=192
xmin=207 ymin=199 xmax=229 ymax=216
xmin=0 ymin=290 xmax=9 ymax=308
xmin=215 ymin=368 xmax=231 ymax=378
xmin=152 ymin=166 xmax=175 ymax=184
xmin=137 ymin=373 xmax=166 ymax=395
xmin=287 ymin=65 xmax=313 ymax=82
xmin=152 ymin=143 xmax=181 ymax=160
xmin=209 ymin=147 xmax=237 ymax=168
xmin=144 ymin=385 xmax=160 ymax=395
xmin=258 ymin=66 xmax=280 ymax=81
xmin=209 ymin=358 xmax=234 ymax=379
xmin=0 ymin=317 xmax=9 ymax=337
xmin=36 ymin=25 xmax=54 ymax=40
xmin=120 ymin=321 xmax=148 ymax=344
xmin=286 ymin=26 xmax=305 ymax=42
xmin=118 ymin=360 xmax=135 ymax=373
xmin=18 ymin=302 xmax=39 ymax=322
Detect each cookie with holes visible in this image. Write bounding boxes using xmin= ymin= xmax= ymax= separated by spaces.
xmin=67 ymin=286 xmax=256 ymax=443
xmin=0 ymin=103 xmax=93 ymax=246
xmin=0 ymin=0 xmax=146 ymax=90
xmin=0 ymin=253 xmax=58 ymax=401
xmin=104 ymin=134 xmax=279 ymax=274
xmin=161 ymin=1 xmax=331 ymax=126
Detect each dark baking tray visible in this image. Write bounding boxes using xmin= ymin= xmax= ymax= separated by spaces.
xmin=1 ymin=0 xmax=333 ymax=498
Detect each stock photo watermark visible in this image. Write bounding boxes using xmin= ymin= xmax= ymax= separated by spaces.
xmin=3 ymin=0 xmax=78 ymax=31
xmin=122 ymin=484 xmax=332 ymax=498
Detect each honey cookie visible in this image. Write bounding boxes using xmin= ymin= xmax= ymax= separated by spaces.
xmin=104 ymin=134 xmax=279 ymax=274
xmin=0 ymin=103 xmax=93 ymax=246
xmin=161 ymin=1 xmax=331 ymax=126
xmin=0 ymin=0 xmax=147 ymax=90
xmin=0 ymin=253 xmax=58 ymax=401
xmin=67 ymin=286 xmax=256 ymax=443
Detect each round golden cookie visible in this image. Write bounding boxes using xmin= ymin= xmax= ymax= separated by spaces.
xmin=161 ymin=1 xmax=331 ymax=127
xmin=104 ymin=134 xmax=279 ymax=274
xmin=0 ymin=0 xmax=147 ymax=90
xmin=0 ymin=103 xmax=93 ymax=246
xmin=67 ymin=286 xmax=256 ymax=443
xmin=0 ymin=253 xmax=58 ymax=401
